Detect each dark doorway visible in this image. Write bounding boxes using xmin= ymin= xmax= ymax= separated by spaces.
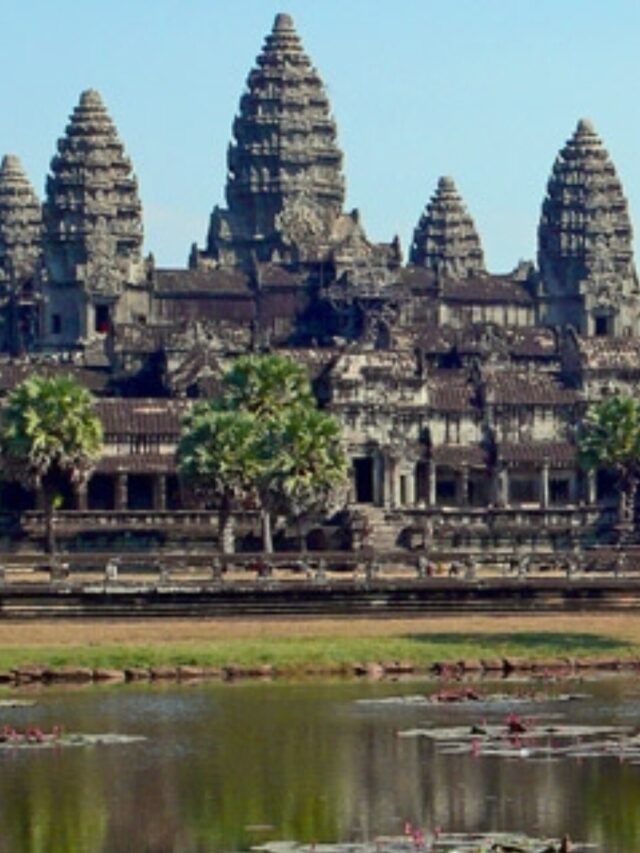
xmin=88 ymin=475 xmax=115 ymax=510
xmin=127 ymin=475 xmax=155 ymax=510
xmin=354 ymin=457 xmax=374 ymax=503
xmin=95 ymin=304 xmax=111 ymax=334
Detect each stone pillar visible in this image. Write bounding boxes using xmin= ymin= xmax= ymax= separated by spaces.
xmin=459 ymin=466 xmax=470 ymax=507
xmin=373 ymin=453 xmax=383 ymax=506
xmin=569 ymin=472 xmax=578 ymax=505
xmin=495 ymin=465 xmax=509 ymax=508
xmin=540 ymin=463 xmax=550 ymax=509
xmin=428 ymin=460 xmax=437 ymax=507
xmin=587 ymin=470 xmax=597 ymax=505
xmin=154 ymin=475 xmax=167 ymax=511
xmin=407 ymin=469 xmax=417 ymax=507
xmin=115 ymin=473 xmax=128 ymax=511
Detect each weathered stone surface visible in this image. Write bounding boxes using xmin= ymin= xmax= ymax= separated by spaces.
xmin=539 ymin=118 xmax=639 ymax=334
xmin=410 ymin=176 xmax=485 ymax=277
xmin=0 ymin=155 xmax=42 ymax=287
xmin=204 ymin=13 xmax=345 ymax=268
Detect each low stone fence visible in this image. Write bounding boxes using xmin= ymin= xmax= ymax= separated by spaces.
xmin=0 ymin=546 xmax=638 ymax=588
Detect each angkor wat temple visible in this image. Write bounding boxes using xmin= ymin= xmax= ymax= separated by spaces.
xmin=0 ymin=12 xmax=637 ymax=554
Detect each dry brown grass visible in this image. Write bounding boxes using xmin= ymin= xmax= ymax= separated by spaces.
xmin=0 ymin=612 xmax=639 ymax=648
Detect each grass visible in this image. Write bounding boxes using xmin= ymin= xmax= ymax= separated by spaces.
xmin=0 ymin=614 xmax=637 ymax=672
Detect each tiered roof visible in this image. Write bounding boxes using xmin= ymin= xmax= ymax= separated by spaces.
xmin=410 ymin=176 xmax=485 ymax=277
xmin=0 ymin=155 xmax=42 ymax=286
xmin=538 ymin=119 xmax=635 ymax=290
xmin=44 ymin=89 xmax=143 ymax=294
xmin=206 ymin=13 xmax=345 ymax=266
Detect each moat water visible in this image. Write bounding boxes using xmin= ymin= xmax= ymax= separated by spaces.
xmin=0 ymin=677 xmax=638 ymax=852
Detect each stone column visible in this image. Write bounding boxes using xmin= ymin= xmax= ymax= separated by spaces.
xmin=373 ymin=453 xmax=383 ymax=506
xmin=587 ymin=470 xmax=597 ymax=505
xmin=115 ymin=473 xmax=128 ymax=511
xmin=495 ymin=465 xmax=509 ymax=508
xmin=540 ymin=463 xmax=550 ymax=509
xmin=428 ymin=460 xmax=437 ymax=507
xmin=407 ymin=469 xmax=417 ymax=507
xmin=459 ymin=466 xmax=470 ymax=507
xmin=154 ymin=475 xmax=167 ymax=511
xmin=569 ymin=472 xmax=578 ymax=505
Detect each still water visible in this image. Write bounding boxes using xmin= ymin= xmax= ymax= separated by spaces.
xmin=0 ymin=677 xmax=638 ymax=852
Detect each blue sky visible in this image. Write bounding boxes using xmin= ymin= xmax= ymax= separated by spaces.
xmin=3 ymin=1 xmax=639 ymax=271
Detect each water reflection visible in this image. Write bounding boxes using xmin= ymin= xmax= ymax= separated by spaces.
xmin=0 ymin=679 xmax=638 ymax=851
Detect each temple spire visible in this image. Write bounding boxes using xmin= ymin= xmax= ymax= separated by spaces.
xmin=410 ymin=176 xmax=486 ymax=277
xmin=0 ymin=155 xmax=43 ymax=286
xmin=538 ymin=118 xmax=638 ymax=335
xmin=204 ymin=13 xmax=345 ymax=268
xmin=42 ymin=89 xmax=145 ymax=346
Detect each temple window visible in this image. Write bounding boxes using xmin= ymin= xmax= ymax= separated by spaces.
xmin=95 ymin=304 xmax=110 ymax=334
xmin=51 ymin=314 xmax=62 ymax=335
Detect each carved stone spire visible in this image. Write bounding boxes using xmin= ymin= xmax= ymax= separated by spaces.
xmin=44 ymin=89 xmax=143 ymax=296
xmin=205 ymin=13 xmax=345 ymax=267
xmin=538 ymin=119 xmax=637 ymax=334
xmin=410 ymin=177 xmax=486 ymax=277
xmin=0 ymin=155 xmax=43 ymax=286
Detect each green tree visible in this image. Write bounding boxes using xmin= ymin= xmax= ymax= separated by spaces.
xmin=0 ymin=375 xmax=103 ymax=554
xmin=176 ymin=408 xmax=260 ymax=553
xmin=177 ymin=354 xmax=348 ymax=553
xmin=577 ymin=395 xmax=640 ymax=526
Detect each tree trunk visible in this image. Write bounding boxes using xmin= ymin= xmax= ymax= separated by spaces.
xmin=219 ymin=495 xmax=236 ymax=555
xmin=261 ymin=507 xmax=273 ymax=554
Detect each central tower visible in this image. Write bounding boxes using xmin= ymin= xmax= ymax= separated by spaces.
xmin=202 ymin=13 xmax=346 ymax=269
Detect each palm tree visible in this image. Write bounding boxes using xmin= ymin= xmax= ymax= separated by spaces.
xmin=577 ymin=395 xmax=640 ymax=527
xmin=0 ymin=375 xmax=103 ymax=554
xmin=177 ymin=354 xmax=347 ymax=554
xmin=176 ymin=406 xmax=260 ymax=554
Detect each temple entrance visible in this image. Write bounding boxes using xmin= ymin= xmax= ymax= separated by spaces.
xmin=127 ymin=475 xmax=155 ymax=510
xmin=88 ymin=475 xmax=115 ymax=510
xmin=354 ymin=457 xmax=374 ymax=503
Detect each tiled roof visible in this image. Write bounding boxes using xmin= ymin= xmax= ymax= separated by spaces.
xmin=96 ymin=399 xmax=189 ymax=436
xmin=429 ymin=370 xmax=476 ymax=412
xmin=499 ymin=442 xmax=575 ymax=465
xmin=0 ymin=363 xmax=109 ymax=394
xmin=432 ymin=445 xmax=487 ymax=466
xmin=442 ymin=277 xmax=533 ymax=305
xmin=484 ymin=371 xmax=577 ymax=405
xmin=155 ymin=268 xmax=252 ymax=296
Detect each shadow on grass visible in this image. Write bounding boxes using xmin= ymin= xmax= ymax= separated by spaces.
xmin=401 ymin=632 xmax=634 ymax=653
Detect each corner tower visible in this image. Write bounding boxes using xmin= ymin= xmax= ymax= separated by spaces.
xmin=410 ymin=176 xmax=486 ymax=277
xmin=538 ymin=119 xmax=639 ymax=336
xmin=202 ymin=13 xmax=346 ymax=269
xmin=43 ymin=90 xmax=145 ymax=348
xmin=0 ymin=155 xmax=43 ymax=352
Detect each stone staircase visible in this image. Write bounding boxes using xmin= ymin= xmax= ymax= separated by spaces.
xmin=360 ymin=505 xmax=402 ymax=551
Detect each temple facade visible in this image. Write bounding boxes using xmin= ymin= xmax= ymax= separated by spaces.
xmin=0 ymin=13 xmax=637 ymax=553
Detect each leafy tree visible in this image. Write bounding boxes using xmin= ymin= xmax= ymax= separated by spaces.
xmin=577 ymin=395 xmax=640 ymax=526
xmin=176 ymin=408 xmax=260 ymax=554
xmin=0 ymin=375 xmax=103 ymax=554
xmin=177 ymin=354 xmax=348 ymax=553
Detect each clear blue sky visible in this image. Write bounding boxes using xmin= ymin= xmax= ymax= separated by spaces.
xmin=3 ymin=1 xmax=639 ymax=272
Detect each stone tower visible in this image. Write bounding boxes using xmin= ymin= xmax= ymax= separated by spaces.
xmin=410 ymin=176 xmax=486 ymax=277
xmin=43 ymin=90 xmax=145 ymax=348
xmin=538 ymin=119 xmax=639 ymax=336
xmin=0 ymin=155 xmax=43 ymax=352
xmin=203 ymin=13 xmax=346 ymax=269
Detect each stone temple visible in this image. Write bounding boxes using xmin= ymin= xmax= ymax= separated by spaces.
xmin=0 ymin=12 xmax=638 ymax=554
